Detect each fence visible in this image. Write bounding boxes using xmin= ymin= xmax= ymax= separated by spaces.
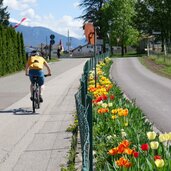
xmin=75 ymin=53 xmax=109 ymax=171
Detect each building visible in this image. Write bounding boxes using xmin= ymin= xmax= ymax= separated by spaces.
xmin=71 ymin=44 xmax=94 ymax=57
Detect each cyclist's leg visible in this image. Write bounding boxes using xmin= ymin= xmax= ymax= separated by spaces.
xmin=29 ymin=70 xmax=36 ymax=100
xmin=38 ymin=73 xmax=44 ymax=103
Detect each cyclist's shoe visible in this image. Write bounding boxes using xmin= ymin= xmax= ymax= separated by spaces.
xmin=30 ymin=97 xmax=33 ymax=101
xmin=39 ymin=95 xmax=43 ymax=103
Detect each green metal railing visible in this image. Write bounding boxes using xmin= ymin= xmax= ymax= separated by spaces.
xmin=75 ymin=53 xmax=109 ymax=171
xmin=75 ymin=90 xmax=91 ymax=170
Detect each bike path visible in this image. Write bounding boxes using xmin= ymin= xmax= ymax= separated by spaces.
xmin=0 ymin=58 xmax=87 ymax=171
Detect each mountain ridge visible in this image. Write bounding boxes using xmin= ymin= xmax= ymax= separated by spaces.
xmin=11 ymin=23 xmax=86 ymax=49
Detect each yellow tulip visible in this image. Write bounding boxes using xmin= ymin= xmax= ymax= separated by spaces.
xmin=159 ymin=133 xmax=169 ymax=142
xmin=124 ymin=122 xmax=129 ymax=127
xmin=112 ymin=115 xmax=117 ymax=119
xmin=155 ymin=159 xmax=165 ymax=168
xmin=111 ymin=109 xmax=117 ymax=114
xmin=150 ymin=141 xmax=159 ymax=149
xmin=147 ymin=131 xmax=156 ymax=140
xmin=168 ymin=132 xmax=171 ymax=140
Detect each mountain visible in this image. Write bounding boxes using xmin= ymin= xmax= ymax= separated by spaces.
xmin=11 ymin=23 xmax=87 ymax=50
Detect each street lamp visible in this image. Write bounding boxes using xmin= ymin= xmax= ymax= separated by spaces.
xmin=161 ymin=0 xmax=167 ymax=57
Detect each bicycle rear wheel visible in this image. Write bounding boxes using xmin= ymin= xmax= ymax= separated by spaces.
xmin=32 ymin=88 xmax=36 ymax=113
xmin=32 ymin=83 xmax=40 ymax=113
xmin=36 ymin=86 xmax=40 ymax=109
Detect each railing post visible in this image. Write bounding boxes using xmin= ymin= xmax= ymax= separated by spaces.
xmin=81 ymin=79 xmax=85 ymax=106
xmin=86 ymin=95 xmax=93 ymax=171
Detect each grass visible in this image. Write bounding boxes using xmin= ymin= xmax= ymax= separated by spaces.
xmin=48 ymin=56 xmax=59 ymax=62
xmin=140 ymin=55 xmax=171 ymax=78
xmin=61 ymin=114 xmax=78 ymax=171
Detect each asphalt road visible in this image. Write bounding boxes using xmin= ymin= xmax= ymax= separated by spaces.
xmin=0 ymin=58 xmax=87 ymax=171
xmin=110 ymin=57 xmax=171 ymax=133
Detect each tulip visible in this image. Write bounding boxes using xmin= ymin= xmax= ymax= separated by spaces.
xmin=133 ymin=151 xmax=139 ymax=158
xmin=168 ymin=132 xmax=171 ymax=140
xmin=150 ymin=141 xmax=159 ymax=149
xmin=121 ymin=131 xmax=127 ymax=138
xmin=108 ymin=147 xmax=118 ymax=155
xmin=108 ymin=102 xmax=113 ymax=107
xmin=112 ymin=115 xmax=117 ymax=119
xmin=107 ymin=135 xmax=112 ymax=140
xmin=154 ymin=155 xmax=162 ymax=160
xmin=147 ymin=131 xmax=156 ymax=140
xmin=101 ymin=103 xmax=108 ymax=108
xmin=159 ymin=133 xmax=169 ymax=142
xmin=110 ymin=95 xmax=115 ymax=100
xmin=116 ymin=157 xmax=132 ymax=168
xmin=155 ymin=159 xmax=165 ymax=168
xmin=124 ymin=122 xmax=128 ymax=127
xmin=141 ymin=143 xmax=149 ymax=151
xmin=122 ymin=109 xmax=128 ymax=116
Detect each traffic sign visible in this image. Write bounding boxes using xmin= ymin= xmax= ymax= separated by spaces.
xmin=50 ymin=39 xmax=55 ymax=45
xmin=50 ymin=34 xmax=55 ymax=39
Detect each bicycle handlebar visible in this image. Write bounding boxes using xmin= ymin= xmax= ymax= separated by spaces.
xmin=44 ymin=74 xmax=51 ymax=77
xmin=26 ymin=74 xmax=51 ymax=77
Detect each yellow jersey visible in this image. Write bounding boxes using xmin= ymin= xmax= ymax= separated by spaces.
xmin=28 ymin=56 xmax=46 ymax=70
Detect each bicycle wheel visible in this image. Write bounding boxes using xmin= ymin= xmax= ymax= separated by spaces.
xmin=36 ymin=84 xmax=40 ymax=109
xmin=32 ymin=84 xmax=37 ymax=113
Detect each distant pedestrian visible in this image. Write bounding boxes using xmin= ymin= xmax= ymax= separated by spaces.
xmin=57 ymin=47 xmax=61 ymax=58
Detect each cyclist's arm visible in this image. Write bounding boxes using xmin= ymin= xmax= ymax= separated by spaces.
xmin=44 ymin=61 xmax=51 ymax=76
xmin=25 ymin=62 xmax=29 ymax=76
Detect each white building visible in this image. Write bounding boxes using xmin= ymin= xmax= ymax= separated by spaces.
xmin=71 ymin=44 xmax=94 ymax=57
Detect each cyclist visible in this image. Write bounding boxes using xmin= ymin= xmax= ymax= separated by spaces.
xmin=25 ymin=51 xmax=51 ymax=102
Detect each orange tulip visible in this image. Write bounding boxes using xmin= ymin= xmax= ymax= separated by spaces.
xmin=108 ymin=147 xmax=118 ymax=155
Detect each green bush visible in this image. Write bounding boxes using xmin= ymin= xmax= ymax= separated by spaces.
xmin=0 ymin=25 xmax=26 ymax=76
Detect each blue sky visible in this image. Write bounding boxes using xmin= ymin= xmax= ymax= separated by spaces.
xmin=3 ymin=0 xmax=84 ymax=39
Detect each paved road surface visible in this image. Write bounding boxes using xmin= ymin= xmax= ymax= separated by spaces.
xmin=0 ymin=58 xmax=87 ymax=171
xmin=110 ymin=57 xmax=171 ymax=133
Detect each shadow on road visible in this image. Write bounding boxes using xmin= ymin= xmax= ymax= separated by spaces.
xmin=0 ymin=108 xmax=38 ymax=115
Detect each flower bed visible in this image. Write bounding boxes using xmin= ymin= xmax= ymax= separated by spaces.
xmin=88 ymin=57 xmax=171 ymax=170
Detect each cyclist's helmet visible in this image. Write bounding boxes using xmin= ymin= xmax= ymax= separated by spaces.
xmin=31 ymin=50 xmax=41 ymax=56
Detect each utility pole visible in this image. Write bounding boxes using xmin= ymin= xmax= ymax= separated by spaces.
xmin=67 ymin=30 xmax=70 ymax=52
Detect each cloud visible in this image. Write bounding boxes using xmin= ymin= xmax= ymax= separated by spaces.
xmin=73 ymin=2 xmax=80 ymax=8
xmin=20 ymin=8 xmax=41 ymax=20
xmin=3 ymin=0 xmax=29 ymax=10
xmin=51 ymin=15 xmax=84 ymax=39
xmin=23 ymin=14 xmax=84 ymax=39
xmin=4 ymin=0 xmax=84 ymax=39
xmin=22 ymin=0 xmax=37 ymax=3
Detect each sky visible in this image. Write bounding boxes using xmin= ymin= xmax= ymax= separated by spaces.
xmin=3 ymin=0 xmax=85 ymax=39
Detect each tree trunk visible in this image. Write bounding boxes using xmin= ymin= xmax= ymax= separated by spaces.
xmin=121 ymin=43 xmax=124 ymax=56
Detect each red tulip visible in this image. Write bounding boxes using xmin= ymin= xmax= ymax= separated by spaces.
xmin=110 ymin=95 xmax=115 ymax=100
xmin=154 ymin=155 xmax=162 ymax=160
xmin=133 ymin=151 xmax=139 ymax=158
xmin=102 ymin=94 xmax=108 ymax=100
xmin=141 ymin=143 xmax=149 ymax=151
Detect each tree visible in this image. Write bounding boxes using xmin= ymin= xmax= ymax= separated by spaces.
xmin=104 ymin=0 xmax=138 ymax=56
xmin=134 ymin=0 xmax=171 ymax=51
xmin=0 ymin=0 xmax=10 ymax=26
xmin=79 ymin=0 xmax=109 ymax=48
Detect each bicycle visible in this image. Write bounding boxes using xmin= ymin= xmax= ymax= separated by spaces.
xmin=29 ymin=74 xmax=49 ymax=113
